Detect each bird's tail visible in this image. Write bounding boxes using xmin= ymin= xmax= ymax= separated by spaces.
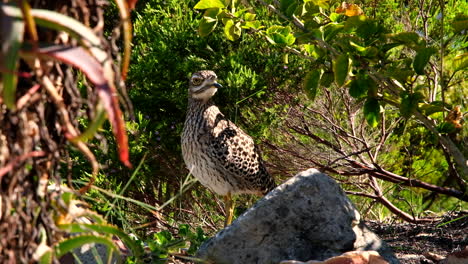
xmin=262 ymin=175 xmax=277 ymax=195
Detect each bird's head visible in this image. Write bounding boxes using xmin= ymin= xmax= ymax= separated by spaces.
xmin=188 ymin=70 xmax=222 ymax=102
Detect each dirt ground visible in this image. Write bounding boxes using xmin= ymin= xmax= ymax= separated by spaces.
xmin=365 ymin=211 xmax=467 ymax=264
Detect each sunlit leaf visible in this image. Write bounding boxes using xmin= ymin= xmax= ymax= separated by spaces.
xmin=244 ymin=12 xmax=256 ymax=21
xmin=243 ymin=20 xmax=262 ymax=29
xmin=453 ymin=53 xmax=468 ymax=72
xmin=283 ymin=53 xmax=289 ymax=64
xmin=335 ymin=2 xmax=363 ymax=17
xmin=224 ymin=19 xmax=241 ymax=41
xmin=265 ymin=25 xmax=296 ymax=46
xmin=0 ymin=3 xmax=25 ymax=110
xmin=303 ymin=69 xmax=323 ymax=100
xmin=333 ymin=53 xmax=349 ymax=86
xmin=413 ymin=47 xmax=437 ymax=75
xmin=329 ymin=12 xmax=342 ymax=22
xmin=199 ymin=8 xmax=220 ymax=37
xmin=38 ymin=250 xmax=53 ymax=264
xmin=194 ymin=0 xmax=225 ymax=9
xmin=364 ymin=97 xmax=380 ymax=127
xmin=308 ymin=0 xmax=329 ymax=8
xmin=302 ymin=2 xmax=320 ymax=19
xmin=19 ymin=0 xmax=38 ymax=42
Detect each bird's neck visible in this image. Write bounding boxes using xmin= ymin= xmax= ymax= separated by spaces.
xmin=186 ymin=97 xmax=223 ymax=129
xmin=187 ymin=97 xmax=215 ymax=113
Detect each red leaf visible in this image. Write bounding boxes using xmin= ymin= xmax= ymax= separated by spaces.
xmin=127 ymin=0 xmax=138 ymax=10
xmin=24 ymin=45 xmax=132 ymax=167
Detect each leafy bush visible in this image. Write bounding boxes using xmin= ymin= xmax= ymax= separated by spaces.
xmin=192 ymin=0 xmax=467 ymax=221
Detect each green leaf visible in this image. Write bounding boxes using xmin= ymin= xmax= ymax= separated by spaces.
xmin=194 ymin=0 xmax=225 ymax=9
xmin=322 ymin=22 xmax=344 ymax=41
xmin=73 ymin=106 xmax=107 ymax=142
xmin=243 ymin=20 xmax=262 ymax=29
xmin=244 ymin=12 xmax=256 ymax=21
xmin=320 ymin=72 xmax=334 ymax=87
xmin=413 ymin=47 xmax=437 ymax=75
xmin=419 ymin=101 xmax=451 ymax=116
xmin=59 ymin=223 xmax=144 ymax=258
xmin=366 ymin=76 xmax=378 ymax=97
xmin=333 ymin=54 xmax=349 ymax=86
xmin=343 ymin=15 xmax=366 ymax=32
xmin=364 ymin=98 xmax=380 ymax=127
xmin=265 ymin=26 xmax=296 ymax=46
xmin=55 ymin=235 xmax=119 ymax=258
xmin=349 ymin=41 xmax=366 ymax=53
xmin=38 ymin=250 xmax=53 ymax=264
xmin=453 ymin=53 xmax=468 ymax=72
xmin=309 ymin=0 xmax=329 ymax=8
xmin=198 ymin=8 xmax=220 ymax=37
xmin=437 ymin=122 xmax=457 ymax=134
xmin=329 ymin=12 xmax=342 ymax=22
xmin=400 ymin=92 xmax=424 ymax=118
xmin=303 ymin=69 xmax=323 ymax=100
xmin=178 ymin=224 xmax=190 ymax=237
xmin=303 ymin=44 xmax=325 ymax=59
xmin=389 ymin=32 xmax=421 ymax=49
xmin=1 ymin=3 xmax=25 ymax=110
xmin=452 ymin=13 xmax=468 ymax=34
xmin=349 ymin=74 xmax=372 ymax=99
xmin=349 ymin=41 xmax=379 ymax=58
xmin=355 ymin=19 xmax=381 ymax=39
xmin=283 ymin=53 xmax=289 ymax=64
xmin=280 ymin=0 xmax=298 ymax=17
xmin=224 ymin=19 xmax=241 ymax=41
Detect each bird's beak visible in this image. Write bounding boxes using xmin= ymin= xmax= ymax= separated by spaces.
xmin=213 ymin=82 xmax=223 ymax=89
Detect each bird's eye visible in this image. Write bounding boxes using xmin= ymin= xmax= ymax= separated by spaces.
xmin=192 ymin=77 xmax=203 ymax=86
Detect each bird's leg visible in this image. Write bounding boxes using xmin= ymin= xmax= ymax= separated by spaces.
xmin=223 ymin=192 xmax=234 ymax=227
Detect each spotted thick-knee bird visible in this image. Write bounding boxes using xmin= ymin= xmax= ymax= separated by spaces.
xmin=181 ymin=70 xmax=276 ymax=226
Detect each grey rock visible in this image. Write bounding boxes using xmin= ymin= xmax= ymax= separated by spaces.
xmin=197 ymin=168 xmax=399 ymax=264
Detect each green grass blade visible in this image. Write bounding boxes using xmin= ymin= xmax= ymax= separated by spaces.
xmin=0 ymin=3 xmax=25 ymax=110
xmin=59 ymin=223 xmax=144 ymax=258
xmin=105 ymin=152 xmax=148 ymax=219
xmin=54 ymin=235 xmax=119 ymax=259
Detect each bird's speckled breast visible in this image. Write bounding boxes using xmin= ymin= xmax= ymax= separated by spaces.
xmin=182 ymin=103 xmax=237 ymax=195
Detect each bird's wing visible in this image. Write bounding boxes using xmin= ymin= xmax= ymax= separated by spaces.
xmin=209 ymin=116 xmax=271 ymax=192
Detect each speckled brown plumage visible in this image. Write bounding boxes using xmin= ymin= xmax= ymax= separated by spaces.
xmin=181 ymin=70 xmax=276 ymax=197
